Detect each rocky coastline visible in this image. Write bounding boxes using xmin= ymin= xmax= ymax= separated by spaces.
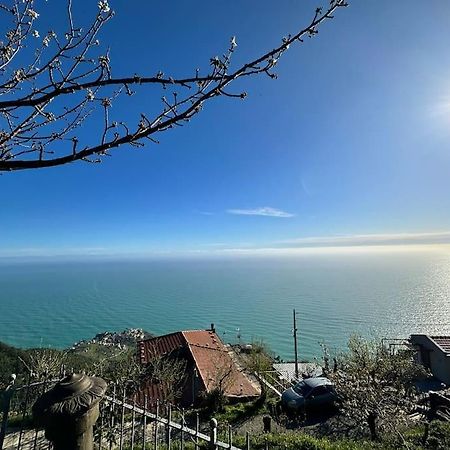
xmin=71 ymin=328 xmax=154 ymax=350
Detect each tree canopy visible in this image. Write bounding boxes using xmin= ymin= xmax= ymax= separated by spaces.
xmin=325 ymin=335 xmax=427 ymax=442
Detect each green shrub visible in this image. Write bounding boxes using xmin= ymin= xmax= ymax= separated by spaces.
xmin=426 ymin=421 xmax=450 ymax=450
xmin=232 ymin=432 xmax=389 ymax=450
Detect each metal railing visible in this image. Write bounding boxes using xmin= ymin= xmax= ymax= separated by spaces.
xmin=1 ymin=374 xmax=58 ymax=450
xmin=96 ymin=390 xmax=245 ymax=450
xmin=1 ymin=375 xmax=254 ymax=450
xmin=255 ymin=371 xmax=293 ymax=398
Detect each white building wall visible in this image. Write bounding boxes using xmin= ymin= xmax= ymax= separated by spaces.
xmin=410 ymin=334 xmax=450 ymax=386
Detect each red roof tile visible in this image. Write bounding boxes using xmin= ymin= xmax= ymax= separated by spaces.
xmin=183 ymin=330 xmax=260 ymax=398
xmin=138 ymin=331 xmax=185 ymax=364
xmin=138 ymin=329 xmax=260 ymax=401
xmin=133 ymin=380 xmax=170 ymax=407
xmin=431 ymin=336 xmax=450 ymax=354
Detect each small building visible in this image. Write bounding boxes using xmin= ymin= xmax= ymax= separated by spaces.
xmin=410 ymin=334 xmax=450 ymax=385
xmin=135 ymin=327 xmax=261 ymax=407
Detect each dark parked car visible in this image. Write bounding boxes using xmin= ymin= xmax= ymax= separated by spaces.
xmin=281 ymin=377 xmax=337 ymax=411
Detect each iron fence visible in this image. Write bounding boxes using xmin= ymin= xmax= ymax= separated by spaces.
xmin=1 ymin=375 xmax=254 ymax=450
xmin=96 ymin=389 xmax=246 ymax=450
xmin=0 ymin=373 xmax=58 ymax=450
xmin=255 ymin=371 xmax=290 ymax=398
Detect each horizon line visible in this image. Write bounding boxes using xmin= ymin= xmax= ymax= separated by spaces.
xmin=0 ymin=236 xmax=450 ymax=262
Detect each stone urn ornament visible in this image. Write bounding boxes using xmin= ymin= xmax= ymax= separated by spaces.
xmin=33 ymin=373 xmax=107 ymax=450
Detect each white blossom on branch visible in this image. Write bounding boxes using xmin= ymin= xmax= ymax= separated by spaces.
xmin=0 ymin=0 xmax=348 ymax=171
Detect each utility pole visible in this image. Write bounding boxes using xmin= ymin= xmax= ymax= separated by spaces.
xmin=293 ymin=309 xmax=299 ymax=379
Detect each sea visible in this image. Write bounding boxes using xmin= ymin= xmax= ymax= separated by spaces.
xmin=0 ymin=247 xmax=449 ymax=361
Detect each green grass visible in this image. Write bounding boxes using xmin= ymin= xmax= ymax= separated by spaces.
xmin=214 ymin=398 xmax=267 ymax=425
xmin=423 ymin=421 xmax=450 ymax=450
xmin=227 ymin=421 xmax=450 ymax=450
xmin=232 ymin=432 xmax=405 ymax=450
xmin=3 ymin=413 xmax=34 ymax=429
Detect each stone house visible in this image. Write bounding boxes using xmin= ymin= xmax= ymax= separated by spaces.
xmin=134 ymin=327 xmax=260 ymax=407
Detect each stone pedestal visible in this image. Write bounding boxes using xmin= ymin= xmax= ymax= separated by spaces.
xmin=33 ymin=373 xmax=107 ymax=450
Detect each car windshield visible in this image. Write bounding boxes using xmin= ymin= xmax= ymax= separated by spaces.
xmin=293 ymin=381 xmax=311 ymax=396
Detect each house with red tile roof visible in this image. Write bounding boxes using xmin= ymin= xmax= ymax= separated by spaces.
xmin=410 ymin=334 xmax=450 ymax=385
xmin=135 ymin=326 xmax=261 ymax=407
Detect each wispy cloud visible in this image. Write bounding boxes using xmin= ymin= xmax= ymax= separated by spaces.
xmin=276 ymin=231 xmax=450 ymax=247
xmin=227 ymin=206 xmax=294 ymax=218
xmin=3 ymin=231 xmax=449 ymax=262
xmin=0 ymin=246 xmax=109 ymax=257
xmin=193 ymin=231 xmax=450 ymax=257
xmin=204 ymin=244 xmax=450 ymax=257
xmin=0 ymin=246 xmax=113 ymax=261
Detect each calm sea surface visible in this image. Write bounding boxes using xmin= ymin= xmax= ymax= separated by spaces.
xmin=1 ymin=248 xmax=449 ymax=360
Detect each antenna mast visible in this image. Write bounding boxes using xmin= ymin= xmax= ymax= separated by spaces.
xmin=293 ymin=309 xmax=299 ymax=379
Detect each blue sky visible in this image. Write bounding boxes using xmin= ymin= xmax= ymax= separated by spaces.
xmin=1 ymin=0 xmax=450 ymax=258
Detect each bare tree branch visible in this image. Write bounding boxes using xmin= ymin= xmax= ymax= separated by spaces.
xmin=0 ymin=0 xmax=348 ymax=171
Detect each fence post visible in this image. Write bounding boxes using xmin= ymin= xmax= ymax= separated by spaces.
xmin=0 ymin=374 xmax=16 ymax=449
xmin=209 ymin=418 xmax=218 ymax=450
xmin=33 ymin=373 xmax=107 ymax=450
xmin=263 ymin=415 xmax=271 ymax=433
xmin=154 ymin=401 xmax=159 ymax=450
xmin=143 ymin=395 xmax=148 ymax=449
xmin=180 ymin=408 xmax=185 ymax=450
xmin=166 ymin=404 xmax=172 ymax=449
xmin=131 ymin=399 xmax=136 ymax=449
xmin=195 ymin=412 xmax=199 ymax=450
xmin=119 ymin=389 xmax=126 ymax=450
xmin=109 ymin=384 xmax=117 ymax=450
xmin=17 ymin=370 xmax=33 ymax=449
